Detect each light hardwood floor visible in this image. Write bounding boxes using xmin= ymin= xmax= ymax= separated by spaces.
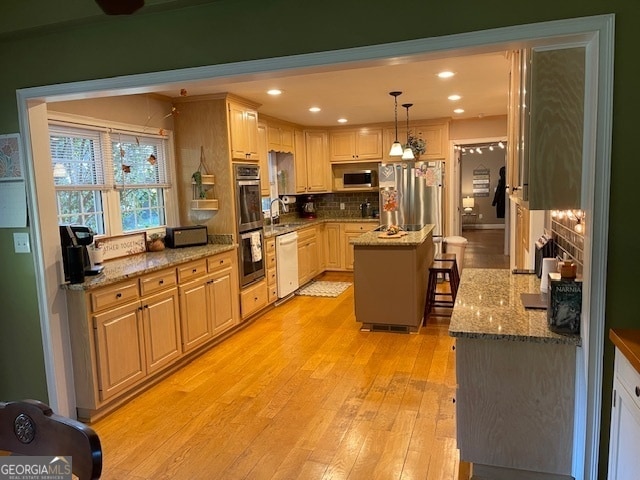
xmin=92 ymin=271 xmax=464 ymax=479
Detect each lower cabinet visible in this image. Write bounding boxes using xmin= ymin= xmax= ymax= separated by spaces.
xmin=265 ymin=237 xmax=278 ymax=304
xmin=240 ymin=278 xmax=268 ymax=318
xmin=608 ymin=347 xmax=640 ymax=480
xmin=297 ymin=226 xmax=320 ymax=286
xmin=66 ymin=249 xmax=239 ymax=421
xmin=324 ymin=222 xmax=377 ymax=271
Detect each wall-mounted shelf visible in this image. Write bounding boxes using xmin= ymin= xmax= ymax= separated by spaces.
xmin=191 ymin=170 xmax=218 ymax=211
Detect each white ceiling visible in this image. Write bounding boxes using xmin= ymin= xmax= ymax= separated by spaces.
xmin=154 ymin=51 xmax=511 ymax=127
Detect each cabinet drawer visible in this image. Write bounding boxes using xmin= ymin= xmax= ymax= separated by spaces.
xmin=343 ymin=223 xmax=376 ymax=233
xmin=616 ymin=349 xmax=640 ymax=411
xmin=265 ymin=238 xmax=276 ymax=255
xmin=297 ymin=226 xmax=316 ymax=242
xmin=240 ymin=280 xmax=268 ymax=318
xmin=139 ymin=268 xmax=177 ymax=297
xmin=267 ymin=268 xmax=277 ymax=287
xmin=266 ymin=251 xmax=276 ymax=271
xmin=207 ymin=251 xmax=234 ymax=273
xmin=91 ymin=280 xmax=139 ymax=312
xmin=268 ymin=284 xmax=278 ymax=304
xmin=177 ymin=259 xmax=208 ymax=283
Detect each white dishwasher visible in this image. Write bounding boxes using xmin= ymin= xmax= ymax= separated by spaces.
xmin=276 ymin=231 xmax=299 ymax=299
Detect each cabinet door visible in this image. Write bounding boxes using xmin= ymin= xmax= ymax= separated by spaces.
xmin=258 ymin=123 xmax=270 ymax=196
xmin=93 ymin=301 xmax=146 ymax=401
xmin=343 ymin=232 xmax=360 ymax=271
xmin=267 ymin=124 xmax=282 ymax=152
xmin=209 ymin=268 xmax=236 ymax=336
xmin=229 ymin=102 xmax=248 ymax=160
xmin=308 ymin=237 xmax=319 ymax=278
xmin=294 ymin=129 xmax=307 ymax=193
xmin=179 ymin=276 xmax=213 ymax=352
xmin=419 ymin=123 xmax=446 ymax=159
xmin=330 ymin=131 xmax=356 ymax=162
xmin=245 ymin=109 xmax=259 ymax=159
xmin=142 ymin=287 xmax=182 ymax=374
xmin=356 ymin=129 xmax=383 ymax=160
xmin=297 ymin=241 xmax=310 ymax=285
xmin=305 ymin=131 xmax=330 ymax=192
xmin=324 ymin=224 xmax=342 ymax=269
xmin=608 ymin=378 xmax=640 ymax=480
xmin=280 ymin=126 xmax=294 ymax=152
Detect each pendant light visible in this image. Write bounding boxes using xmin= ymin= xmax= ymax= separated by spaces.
xmin=389 ymin=91 xmax=404 ymax=156
xmin=401 ymin=103 xmax=415 ymax=160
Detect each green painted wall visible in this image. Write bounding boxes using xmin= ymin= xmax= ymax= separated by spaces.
xmin=1 ymin=1 xmax=638 ymax=476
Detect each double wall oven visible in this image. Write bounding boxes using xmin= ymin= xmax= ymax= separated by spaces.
xmin=234 ymin=164 xmax=265 ymax=287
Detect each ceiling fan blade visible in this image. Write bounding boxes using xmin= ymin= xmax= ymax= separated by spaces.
xmin=95 ymin=0 xmax=144 ymax=15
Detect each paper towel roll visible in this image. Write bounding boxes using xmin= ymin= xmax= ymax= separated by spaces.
xmin=540 ymin=258 xmax=557 ymax=293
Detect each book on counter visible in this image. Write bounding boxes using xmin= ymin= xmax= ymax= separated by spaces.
xmin=547 ymin=272 xmax=582 ymax=335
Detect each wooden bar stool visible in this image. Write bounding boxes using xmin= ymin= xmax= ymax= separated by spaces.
xmin=423 ymin=255 xmax=460 ymax=325
xmin=433 ymin=253 xmax=460 ymax=297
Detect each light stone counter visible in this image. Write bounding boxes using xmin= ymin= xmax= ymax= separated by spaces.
xmin=350 ymin=224 xmax=435 ymax=246
xmin=449 ymin=268 xmax=581 ymax=345
xmin=63 ymin=243 xmax=236 ymax=291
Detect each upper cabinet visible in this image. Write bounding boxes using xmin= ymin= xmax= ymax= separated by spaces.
xmin=257 ymin=122 xmax=270 ymax=196
xmin=509 ymin=47 xmax=585 ymax=210
xmin=268 ymin=122 xmax=294 ymax=154
xmin=228 ymin=100 xmax=259 ymax=161
xmin=330 ymin=128 xmax=383 ymax=162
xmin=304 ymin=131 xmax=331 ymax=192
xmin=383 ymin=121 xmax=449 ymax=162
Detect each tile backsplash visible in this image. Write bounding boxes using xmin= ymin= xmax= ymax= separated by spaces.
xmin=288 ymin=192 xmax=379 ymax=219
xmin=550 ymin=215 xmax=584 ymax=270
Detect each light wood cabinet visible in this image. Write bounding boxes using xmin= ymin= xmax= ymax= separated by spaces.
xmin=66 ymin=249 xmax=240 ymax=422
xmin=93 ymin=299 xmax=145 ymax=401
xmin=297 ymin=226 xmax=320 ymax=286
xmin=294 ymin=129 xmax=307 ymax=194
xmin=304 ymin=131 xmax=331 ymax=193
xmin=265 ymin=237 xmax=278 ymax=304
xmin=240 ymin=279 xmax=268 ymax=318
xmin=268 ymin=123 xmax=294 ymax=153
xmin=258 ymin=122 xmax=270 ymax=196
xmin=323 ymin=222 xmax=377 ymax=271
xmin=228 ymin=100 xmax=259 ymax=161
xmin=330 ymin=128 xmax=383 ymax=162
xmin=456 ymin=337 xmax=575 ymax=477
xmin=608 ymin=347 xmax=640 ymax=480
xmin=514 ymin=202 xmax=529 ymax=270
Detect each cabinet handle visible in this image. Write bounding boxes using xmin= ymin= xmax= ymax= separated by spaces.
xmin=116 ymin=293 xmax=122 ymax=298
xmin=254 ymin=296 xmax=258 ymax=301
xmin=452 ymin=397 xmax=456 ymax=404
xmin=636 ymin=386 xmax=640 ymax=397
xmin=192 ymin=268 xmax=197 ymax=273
xmin=220 ymin=260 xmax=224 ymax=265
xmin=159 ymin=279 xmax=164 ymax=285
xmin=452 ymin=345 xmax=456 ymax=351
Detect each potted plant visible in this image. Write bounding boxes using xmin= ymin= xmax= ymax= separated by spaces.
xmin=147 ymin=233 xmax=165 ymax=252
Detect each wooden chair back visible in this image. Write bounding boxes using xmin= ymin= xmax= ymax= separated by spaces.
xmin=0 ymin=399 xmax=102 ymax=479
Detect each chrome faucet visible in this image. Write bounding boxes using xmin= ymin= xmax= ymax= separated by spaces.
xmin=269 ymin=197 xmax=287 ymax=226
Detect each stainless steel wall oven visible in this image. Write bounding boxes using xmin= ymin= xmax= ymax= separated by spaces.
xmin=234 ymin=164 xmax=265 ymax=287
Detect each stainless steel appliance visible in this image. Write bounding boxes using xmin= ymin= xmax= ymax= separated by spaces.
xmin=378 ymin=161 xmax=444 ymax=240
xmin=234 ymin=164 xmax=263 ymax=232
xmin=59 ymin=224 xmax=104 ymax=283
xmin=343 ymin=169 xmax=377 ymax=188
xmin=234 ymin=164 xmax=265 ymax=287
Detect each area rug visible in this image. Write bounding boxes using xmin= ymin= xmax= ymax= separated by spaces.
xmin=296 ymin=281 xmax=352 ymax=298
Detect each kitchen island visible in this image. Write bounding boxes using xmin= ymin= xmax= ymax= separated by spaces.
xmin=450 ymin=268 xmax=580 ymax=480
xmin=350 ymin=224 xmax=435 ymax=332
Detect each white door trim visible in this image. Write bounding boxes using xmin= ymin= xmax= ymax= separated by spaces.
xmin=16 ymin=14 xmax=614 ymax=480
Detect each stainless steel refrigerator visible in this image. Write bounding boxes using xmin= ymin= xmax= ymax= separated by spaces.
xmin=378 ymin=161 xmax=444 ymax=238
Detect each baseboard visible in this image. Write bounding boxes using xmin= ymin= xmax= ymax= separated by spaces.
xmin=471 ymin=464 xmax=573 ymax=480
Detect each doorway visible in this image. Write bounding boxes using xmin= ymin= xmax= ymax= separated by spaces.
xmin=18 ymin=15 xmax=613 ymax=480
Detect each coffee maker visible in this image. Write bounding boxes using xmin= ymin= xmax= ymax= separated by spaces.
xmin=59 ymin=224 xmax=104 ymax=283
xmin=301 ymin=195 xmax=317 ymax=219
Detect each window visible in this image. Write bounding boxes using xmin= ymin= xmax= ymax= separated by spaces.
xmin=50 ymin=122 xmax=173 ymax=236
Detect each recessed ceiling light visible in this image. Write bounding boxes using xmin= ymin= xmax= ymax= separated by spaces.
xmin=267 ymin=89 xmax=282 ymax=96
xmin=438 ymin=71 xmax=455 ymax=79
xmin=448 ymin=94 xmax=461 ymax=101
xmin=309 ymin=107 xmax=321 ymax=113
xmin=454 ymin=108 xmax=465 ymax=114
xmin=337 ymin=118 xmax=348 ymax=124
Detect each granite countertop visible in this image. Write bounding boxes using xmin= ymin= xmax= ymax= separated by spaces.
xmin=63 ymin=243 xmax=236 ymax=291
xmin=350 ymin=224 xmax=435 ymax=246
xmin=449 ymin=268 xmax=581 ymax=346
xmin=610 ymin=329 xmax=640 ymax=374
xmin=264 ymin=217 xmax=379 ymax=238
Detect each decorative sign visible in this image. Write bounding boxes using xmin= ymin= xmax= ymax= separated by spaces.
xmin=96 ymin=232 xmax=147 ymax=261
xmin=472 ymin=167 xmax=490 ymax=197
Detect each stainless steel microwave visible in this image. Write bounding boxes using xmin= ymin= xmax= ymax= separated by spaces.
xmin=343 ymin=170 xmax=377 ymax=188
